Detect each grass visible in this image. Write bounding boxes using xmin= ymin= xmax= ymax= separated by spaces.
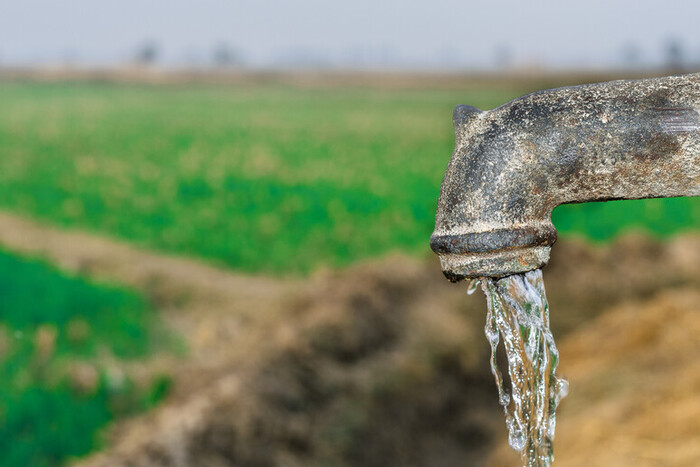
xmin=0 ymin=80 xmax=698 ymax=277
xmin=0 ymin=248 xmax=171 ymax=466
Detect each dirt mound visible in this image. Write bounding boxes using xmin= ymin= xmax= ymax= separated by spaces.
xmin=544 ymin=233 xmax=700 ymax=336
xmin=81 ymin=255 xmax=502 ymax=467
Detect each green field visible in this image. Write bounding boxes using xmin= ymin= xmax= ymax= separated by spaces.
xmin=1 ymin=77 xmax=700 ymax=466
xmin=0 ymin=249 xmax=171 ymax=466
xmin=1 ymin=80 xmax=699 ymax=276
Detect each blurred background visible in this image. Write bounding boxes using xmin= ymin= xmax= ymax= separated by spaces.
xmin=1 ymin=1 xmax=700 ymax=466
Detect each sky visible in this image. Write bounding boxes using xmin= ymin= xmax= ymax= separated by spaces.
xmin=1 ymin=0 xmax=700 ymax=69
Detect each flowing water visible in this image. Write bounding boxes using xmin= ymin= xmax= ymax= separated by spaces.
xmin=469 ymin=269 xmax=568 ymax=466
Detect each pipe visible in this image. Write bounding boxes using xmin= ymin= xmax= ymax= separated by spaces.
xmin=430 ymin=74 xmax=700 ymax=281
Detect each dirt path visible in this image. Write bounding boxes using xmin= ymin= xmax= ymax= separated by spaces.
xmin=0 ymin=211 xmax=296 ymax=374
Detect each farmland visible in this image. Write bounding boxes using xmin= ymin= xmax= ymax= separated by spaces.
xmin=1 ymin=74 xmax=700 ymax=465
xmin=1 ymin=78 xmax=698 ymax=276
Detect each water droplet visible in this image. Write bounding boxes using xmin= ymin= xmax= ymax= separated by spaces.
xmin=499 ymin=391 xmax=510 ymax=407
xmin=485 ymin=326 xmax=499 ymax=345
xmin=556 ymin=378 xmax=569 ymax=401
xmin=466 ymin=278 xmax=479 ymax=295
xmin=547 ymin=417 xmax=557 ymax=439
xmin=509 ymin=428 xmax=526 ymax=451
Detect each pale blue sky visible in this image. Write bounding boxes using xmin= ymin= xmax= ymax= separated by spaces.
xmin=1 ymin=0 xmax=699 ymax=69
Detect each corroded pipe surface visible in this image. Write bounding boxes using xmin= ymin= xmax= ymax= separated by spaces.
xmin=431 ymin=74 xmax=700 ymax=280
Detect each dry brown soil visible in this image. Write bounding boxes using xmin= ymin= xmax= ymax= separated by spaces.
xmin=0 ymin=211 xmax=698 ymax=466
xmin=0 ymin=68 xmax=668 ymax=91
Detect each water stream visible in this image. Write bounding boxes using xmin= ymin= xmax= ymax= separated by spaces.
xmin=469 ymin=269 xmax=568 ymax=466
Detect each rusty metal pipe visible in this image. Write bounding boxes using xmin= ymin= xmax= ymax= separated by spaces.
xmin=430 ymin=74 xmax=700 ymax=281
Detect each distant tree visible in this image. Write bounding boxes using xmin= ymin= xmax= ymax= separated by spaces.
xmin=620 ymin=43 xmax=642 ymax=69
xmin=212 ymin=43 xmax=239 ymax=68
xmin=494 ymin=45 xmax=512 ymax=70
xmin=664 ymin=38 xmax=685 ymax=72
xmin=135 ymin=41 xmax=160 ymax=66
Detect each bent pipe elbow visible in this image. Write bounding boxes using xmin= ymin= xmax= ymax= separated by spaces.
xmin=431 ymin=74 xmax=700 ymax=281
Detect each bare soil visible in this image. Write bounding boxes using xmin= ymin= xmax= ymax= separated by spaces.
xmin=0 ymin=211 xmax=698 ymax=466
xmin=0 ymin=67 xmax=667 ymax=91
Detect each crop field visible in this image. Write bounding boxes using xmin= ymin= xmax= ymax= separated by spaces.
xmin=1 ymin=75 xmax=700 ymax=466
xmin=1 ymin=79 xmax=698 ymax=276
xmin=0 ymin=248 xmax=171 ymax=466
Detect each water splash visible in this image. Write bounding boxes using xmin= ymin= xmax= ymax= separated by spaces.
xmin=477 ymin=269 xmax=568 ymax=466
xmin=467 ymin=278 xmax=480 ymax=295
